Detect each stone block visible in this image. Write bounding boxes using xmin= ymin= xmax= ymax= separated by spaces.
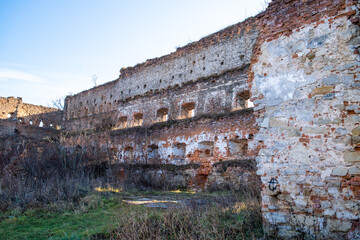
xmin=307 ymin=35 xmax=328 ymax=49
xmin=340 ymin=75 xmax=354 ymax=84
xmin=315 ymin=117 xmax=341 ymax=125
xmin=349 ymin=166 xmax=360 ymax=175
xmin=352 ymin=82 xmax=360 ymax=88
xmin=277 ymin=193 xmax=292 ymax=202
xmin=302 ymin=126 xmax=327 ymax=135
xmin=260 ymin=117 xmax=269 ymax=128
xmin=345 ymin=151 xmax=360 ymax=162
xmin=352 ymin=136 xmax=360 ymax=145
xmin=294 ymin=196 xmax=308 ymax=207
xmin=336 ymin=127 xmax=348 ymax=136
xmin=328 ymin=219 xmax=352 ymax=232
xmin=344 ymin=202 xmax=359 ymax=212
xmin=352 ymin=127 xmax=360 ymax=136
xmin=342 ymin=136 xmax=352 ymax=146
xmin=323 ymin=93 xmax=335 ymax=100
xmin=306 ymin=52 xmax=316 ymax=60
xmin=269 ymin=118 xmax=288 ymax=127
xmin=263 ymin=212 xmax=288 ymax=224
xmin=283 ymin=127 xmax=300 ymax=137
xmin=312 ymin=86 xmax=333 ymax=95
xmin=289 ymin=143 xmax=309 ymax=163
xmin=323 ymin=209 xmax=336 ymax=217
xmin=322 ymin=75 xmax=340 ymax=86
xmin=332 ymin=167 xmax=348 ymax=176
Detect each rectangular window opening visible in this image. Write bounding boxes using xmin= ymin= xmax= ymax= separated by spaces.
xmin=180 ymin=102 xmax=195 ymax=119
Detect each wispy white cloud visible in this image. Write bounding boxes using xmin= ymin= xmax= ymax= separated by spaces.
xmin=0 ymin=68 xmax=45 ymax=83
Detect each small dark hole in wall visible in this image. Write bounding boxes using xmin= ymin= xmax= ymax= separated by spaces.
xmin=203 ymin=56 xmax=205 ymax=60
xmin=14 ymin=128 xmax=19 ymax=134
xmin=203 ymin=67 xmax=206 ymax=70
xmin=110 ymin=94 xmax=113 ymax=98
xmin=190 ymin=70 xmax=193 ymax=74
xmin=193 ymin=60 xmax=196 ymax=65
xmin=129 ymin=90 xmax=131 ymax=94
xmin=160 ymin=79 xmax=162 ymax=83
xmin=94 ymin=99 xmax=96 ymax=103
xmin=220 ymin=61 xmax=224 ymax=65
xmin=179 ymin=74 xmax=182 ymax=77
xmin=121 ymin=91 xmax=123 ymax=95
xmin=144 ymin=84 xmax=147 ymax=88
xmin=172 ymin=75 xmax=174 ymax=80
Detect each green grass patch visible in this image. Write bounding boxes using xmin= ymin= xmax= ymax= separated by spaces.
xmin=0 ymin=195 xmax=125 ymax=240
xmin=0 ymin=190 xmax=263 ymax=240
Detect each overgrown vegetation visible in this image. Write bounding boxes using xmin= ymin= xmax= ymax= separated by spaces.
xmin=0 ymin=190 xmax=263 ymax=240
xmin=0 ymin=141 xmax=263 ymax=239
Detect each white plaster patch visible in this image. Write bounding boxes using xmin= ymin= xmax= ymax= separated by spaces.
xmin=255 ymin=70 xmax=316 ymax=106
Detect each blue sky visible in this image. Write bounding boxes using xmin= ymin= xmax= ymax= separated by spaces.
xmin=0 ymin=0 xmax=267 ymax=106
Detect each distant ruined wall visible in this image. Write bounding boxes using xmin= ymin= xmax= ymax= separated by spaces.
xmin=65 ymin=69 xmax=252 ymax=131
xmin=0 ymin=96 xmax=63 ymax=129
xmin=64 ymin=20 xmax=259 ymax=126
xmin=0 ymin=97 xmax=63 ymax=174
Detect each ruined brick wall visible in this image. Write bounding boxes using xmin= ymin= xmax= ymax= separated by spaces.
xmin=0 ymin=97 xmax=63 ymax=173
xmin=0 ymin=119 xmax=60 ymax=174
xmin=65 ymin=69 xmax=252 ymax=131
xmin=250 ymin=0 xmax=360 ymax=238
xmin=0 ymin=96 xmax=64 ymax=129
xmin=64 ymin=109 xmax=258 ymax=189
xmin=64 ymin=20 xmax=259 ymax=126
xmin=60 ymin=0 xmax=359 ymax=238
